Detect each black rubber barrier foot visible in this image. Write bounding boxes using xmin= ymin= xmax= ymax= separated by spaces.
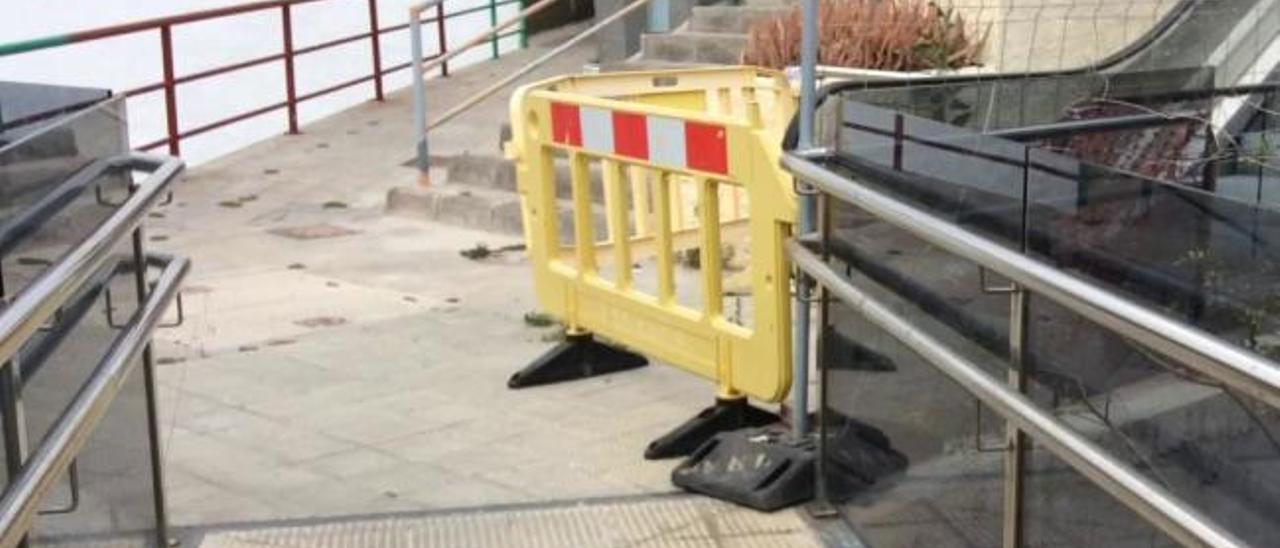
xmin=644 ymin=399 xmax=779 ymax=460
xmin=672 ymin=425 xmax=814 ymax=511
xmin=507 ymin=333 xmax=648 ymax=389
xmin=671 ymin=415 xmax=909 ymax=512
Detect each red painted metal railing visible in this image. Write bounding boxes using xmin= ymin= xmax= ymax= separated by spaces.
xmin=0 ymin=0 xmax=523 ymax=156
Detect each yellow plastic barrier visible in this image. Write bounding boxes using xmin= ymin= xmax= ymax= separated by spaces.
xmin=508 ymin=67 xmax=796 ymax=402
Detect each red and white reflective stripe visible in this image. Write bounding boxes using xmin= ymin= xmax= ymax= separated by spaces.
xmin=550 ymin=102 xmax=729 ymax=175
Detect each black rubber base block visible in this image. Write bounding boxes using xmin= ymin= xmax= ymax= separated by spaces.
xmin=672 ymin=415 xmax=910 ymax=512
xmin=823 ymin=414 xmax=910 ymax=501
xmin=672 ymin=426 xmax=814 ymax=512
xmin=645 ymin=399 xmax=779 ymax=460
xmin=508 ymin=333 xmax=647 ymax=388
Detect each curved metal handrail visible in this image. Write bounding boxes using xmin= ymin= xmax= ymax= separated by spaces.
xmin=0 ymin=153 xmax=183 ymax=368
xmin=0 ymin=255 xmax=189 ymax=547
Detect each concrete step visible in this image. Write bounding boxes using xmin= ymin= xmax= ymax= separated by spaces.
xmin=386 ymin=183 xmax=606 ymax=241
xmin=435 ymin=153 xmax=606 ymax=205
xmin=387 ymin=184 xmax=526 ymax=235
xmin=689 ymin=5 xmax=789 ymax=33
xmin=641 ymin=32 xmax=749 ymax=65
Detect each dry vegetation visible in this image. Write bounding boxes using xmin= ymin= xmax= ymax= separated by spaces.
xmin=742 ymin=0 xmax=988 ymax=71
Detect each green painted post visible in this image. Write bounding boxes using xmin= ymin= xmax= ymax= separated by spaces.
xmin=488 ymin=0 xmax=499 ymax=59
xmin=518 ymin=0 xmax=529 ymax=49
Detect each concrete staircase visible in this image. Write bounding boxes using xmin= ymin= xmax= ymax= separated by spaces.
xmin=392 ymin=1 xmax=791 ymax=235
xmin=387 ymin=153 xmax=609 ymax=241
xmin=640 ymin=1 xmax=792 ymax=64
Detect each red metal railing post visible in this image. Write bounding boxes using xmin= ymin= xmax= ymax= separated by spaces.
xmin=159 ymin=25 xmax=181 ymax=156
xmin=366 ymin=0 xmax=384 ymax=101
xmin=281 ymin=4 xmax=300 ymax=134
xmin=435 ymin=3 xmax=449 ymax=77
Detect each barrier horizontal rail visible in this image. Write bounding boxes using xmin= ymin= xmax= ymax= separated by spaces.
xmin=787 ymin=240 xmax=1245 ymax=548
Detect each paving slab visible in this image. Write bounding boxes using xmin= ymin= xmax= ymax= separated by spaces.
xmin=128 ymin=22 xmax=800 ymax=544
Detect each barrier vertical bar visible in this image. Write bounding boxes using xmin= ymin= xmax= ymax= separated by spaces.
xmin=435 ymin=3 xmax=449 ymax=76
xmin=605 ymin=161 xmax=633 ymax=289
xmin=489 ymin=0 xmax=500 ymax=59
xmin=571 ymin=153 xmax=598 ymax=274
xmin=631 ymin=168 xmax=652 ymax=237
xmin=655 ymin=172 xmax=675 ymax=304
xmin=699 ymin=178 xmax=723 ymax=318
xmin=281 ymin=4 xmax=299 ymax=135
xmin=367 ymin=0 xmax=385 ymax=101
xmin=791 ymin=0 xmax=820 ymax=437
xmin=159 ymin=25 xmax=181 ymax=156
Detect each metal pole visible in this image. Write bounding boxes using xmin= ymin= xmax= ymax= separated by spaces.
xmin=0 ymin=360 xmax=29 ymax=548
xmin=159 ymin=25 xmax=180 ymax=156
xmin=426 ymin=0 xmax=656 ymax=131
xmin=435 ymin=3 xmax=449 ymax=76
xmin=410 ymin=5 xmax=431 ymax=184
xmin=1002 ymin=147 xmax=1033 ymax=548
xmin=790 ymin=0 xmax=819 ymax=438
xmin=488 ymin=0 xmax=500 ymax=59
xmin=131 ymin=224 xmax=172 ymax=548
xmin=809 ymin=190 xmax=837 ymax=518
xmin=1002 ymin=287 xmax=1028 ymax=548
xmin=518 ymin=0 xmax=529 ymax=49
xmin=367 ymin=0 xmax=385 ymax=101
xmin=281 ymin=4 xmax=299 ymax=135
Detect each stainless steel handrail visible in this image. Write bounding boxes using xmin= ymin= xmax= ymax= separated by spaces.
xmin=0 ymin=153 xmax=183 ymax=368
xmin=0 ymin=255 xmax=189 ymax=547
xmin=787 ymin=241 xmax=1245 ymax=548
xmin=782 ymin=151 xmax=1280 ymax=412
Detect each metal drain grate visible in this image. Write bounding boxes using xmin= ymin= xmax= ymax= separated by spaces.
xmin=197 ymin=495 xmax=823 ymax=547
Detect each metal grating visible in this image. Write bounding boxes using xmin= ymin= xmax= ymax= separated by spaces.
xmin=195 ymin=495 xmax=824 ymax=548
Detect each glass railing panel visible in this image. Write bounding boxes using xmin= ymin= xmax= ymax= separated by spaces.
xmin=1 ymin=98 xmax=133 ymax=297
xmin=1022 ymin=292 xmax=1280 ymax=547
xmin=1026 ymin=148 xmax=1280 ymax=364
xmin=1022 ymin=446 xmax=1177 ymax=547
xmin=0 ymin=94 xmax=164 ymax=546
xmin=833 ymin=102 xmax=1028 ymax=248
xmin=0 ymin=82 xmax=112 ymax=144
xmin=833 ymin=69 xmax=1215 ymax=137
xmin=821 ymin=196 xmax=1016 ymax=546
xmin=26 ymin=276 xmax=161 ymax=547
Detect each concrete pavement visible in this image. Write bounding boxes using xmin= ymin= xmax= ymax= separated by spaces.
xmin=142 ymin=24 xmax=765 ymax=541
